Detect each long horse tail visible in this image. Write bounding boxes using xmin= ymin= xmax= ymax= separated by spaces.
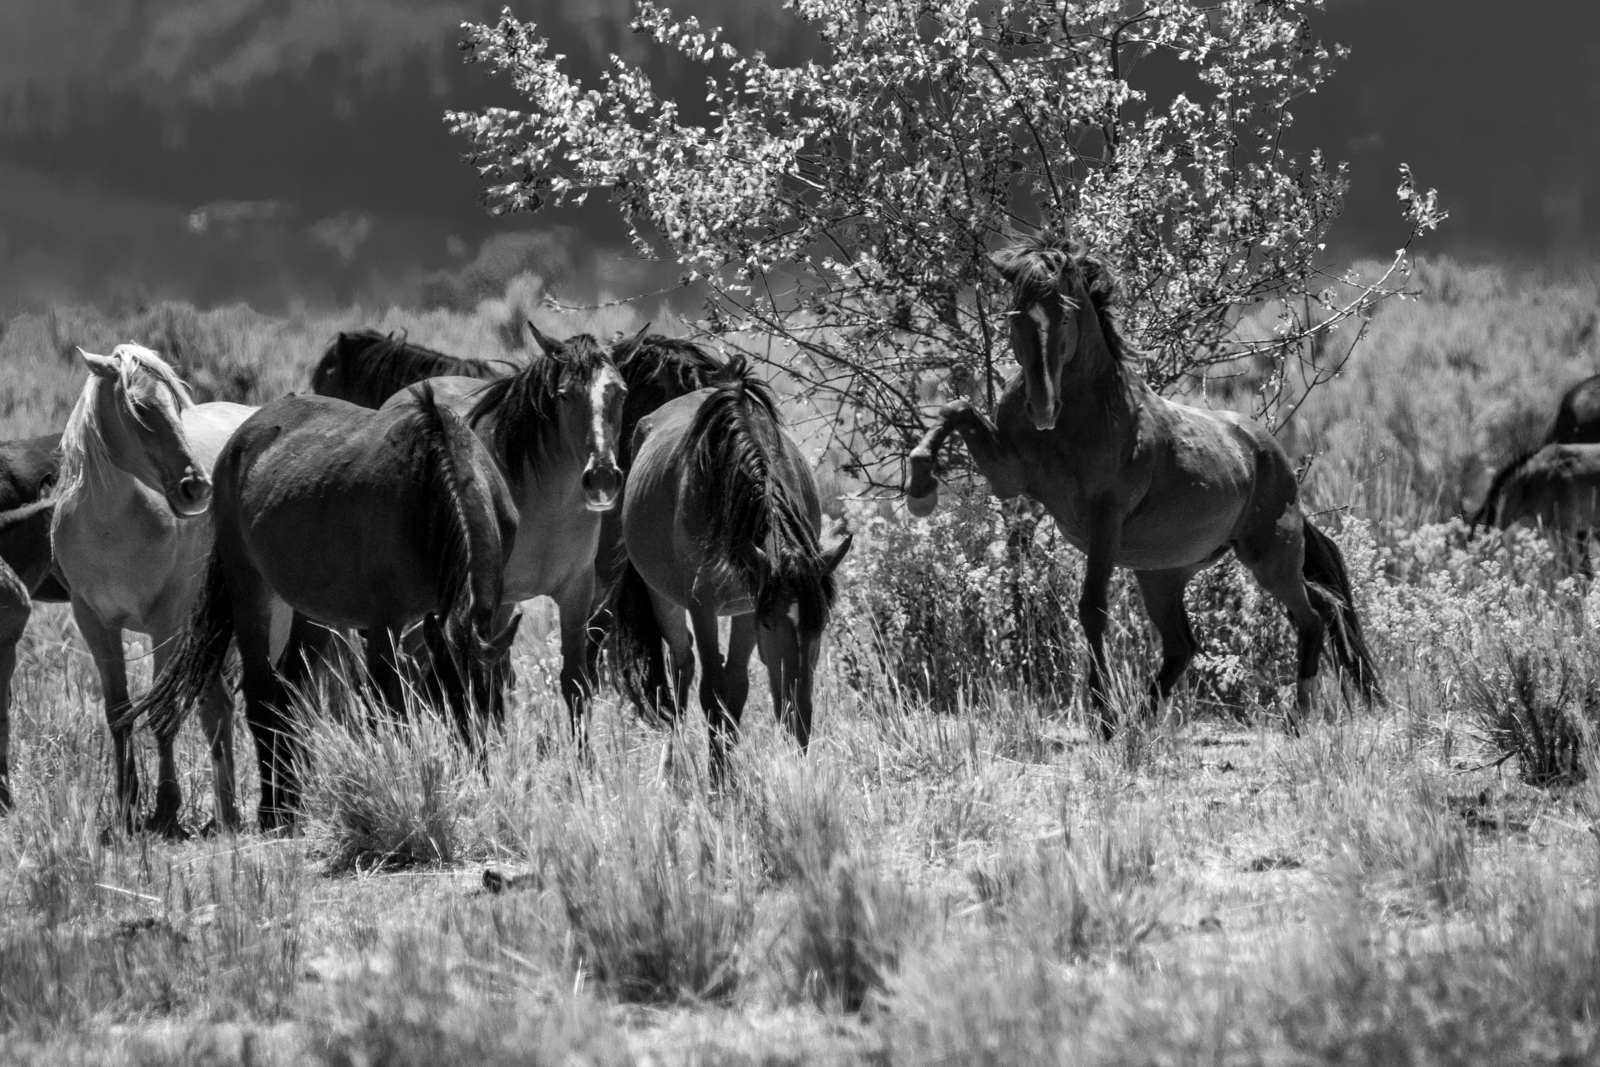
xmin=123 ymin=549 xmax=236 ymax=742
xmin=606 ymin=559 xmax=673 ymax=721
xmin=686 ymin=360 xmax=836 ymax=626
xmin=1301 ymin=519 xmax=1381 ymax=704
xmin=410 ymin=382 xmax=487 ymax=643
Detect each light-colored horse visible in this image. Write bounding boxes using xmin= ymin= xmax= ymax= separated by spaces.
xmin=905 ymin=233 xmax=1376 ymax=736
xmin=51 ymin=345 xmax=254 ymax=835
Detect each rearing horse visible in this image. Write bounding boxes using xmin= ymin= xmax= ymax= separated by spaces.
xmin=905 ymin=234 xmax=1377 ymax=735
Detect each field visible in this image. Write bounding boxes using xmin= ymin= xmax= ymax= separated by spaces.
xmin=2 ymin=256 xmax=1600 ymax=1065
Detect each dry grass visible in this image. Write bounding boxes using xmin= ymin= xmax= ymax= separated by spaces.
xmin=3 ymin=258 xmax=1600 ymax=1063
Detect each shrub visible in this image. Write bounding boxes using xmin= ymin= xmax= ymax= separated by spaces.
xmin=1463 ymin=630 xmax=1598 ymax=786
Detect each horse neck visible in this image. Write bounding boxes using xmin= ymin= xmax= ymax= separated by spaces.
xmin=61 ymin=380 xmax=145 ymax=506
xmin=1056 ymin=303 xmax=1140 ymax=426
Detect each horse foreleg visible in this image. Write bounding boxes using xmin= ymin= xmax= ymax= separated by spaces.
xmin=555 ymin=573 xmax=598 ymax=737
xmin=906 ymin=401 xmax=1026 ymax=515
xmin=144 ymin=635 xmax=188 ymax=838
xmin=1134 ymin=568 xmax=1201 ymax=717
xmin=73 ymin=601 xmax=139 ymax=833
xmin=0 ymin=565 xmax=28 ymax=813
xmin=1078 ymin=506 xmax=1122 ymax=741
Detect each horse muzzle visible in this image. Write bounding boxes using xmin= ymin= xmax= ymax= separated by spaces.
xmin=1026 ymin=400 xmax=1061 ymax=432
xmin=166 ymin=473 xmax=213 ymax=517
xmin=581 ymin=461 xmax=623 ymax=512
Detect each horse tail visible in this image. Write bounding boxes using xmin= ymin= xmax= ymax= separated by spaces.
xmin=1301 ymin=519 xmax=1381 ymax=704
xmin=410 ymin=383 xmax=486 ymax=642
xmin=124 ymin=549 xmax=235 ymax=742
xmin=606 ymin=559 xmax=672 ymax=721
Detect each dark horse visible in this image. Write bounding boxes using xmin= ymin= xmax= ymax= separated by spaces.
xmin=0 ymin=499 xmax=57 ymax=812
xmin=1470 ymin=443 xmax=1600 ymax=572
xmin=383 ymin=324 xmax=629 ymax=733
xmin=0 ymin=434 xmax=69 ymax=602
xmin=126 ymin=386 xmax=519 ymax=830
xmin=611 ymin=362 xmax=852 ymax=777
xmin=1470 ymin=372 xmax=1600 ymax=529
xmin=310 ymin=329 xmax=504 ymax=408
xmin=905 ymin=233 xmax=1377 ymax=736
xmin=591 ymin=333 xmax=729 ymax=706
xmin=0 ymin=433 xmax=70 ymax=812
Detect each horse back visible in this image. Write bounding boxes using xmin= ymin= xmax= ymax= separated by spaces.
xmin=1552 ymin=374 xmax=1600 ymax=445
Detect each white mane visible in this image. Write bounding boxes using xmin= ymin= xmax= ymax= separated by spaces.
xmin=56 ymin=344 xmax=194 ymax=500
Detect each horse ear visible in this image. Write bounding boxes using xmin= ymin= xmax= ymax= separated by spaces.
xmin=820 ymin=532 xmax=854 ymax=575
xmin=79 ymin=348 xmax=120 ymax=379
xmin=525 ymin=320 xmax=558 ymax=356
xmin=988 ymin=250 xmax=1020 ymax=284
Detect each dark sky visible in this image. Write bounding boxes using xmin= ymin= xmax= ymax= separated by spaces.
xmin=0 ymin=0 xmax=1595 ymax=315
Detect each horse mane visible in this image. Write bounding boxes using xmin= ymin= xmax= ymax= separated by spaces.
xmin=409 ymin=382 xmax=480 ymax=644
xmin=323 ymin=329 xmax=500 ymax=401
xmin=686 ymin=358 xmax=836 ymax=629
xmin=613 ymin=333 xmax=726 ymax=395
xmin=57 ymin=344 xmax=193 ymax=500
xmin=467 ymin=333 xmax=611 ymax=486
xmin=991 ymin=231 xmax=1134 ymax=366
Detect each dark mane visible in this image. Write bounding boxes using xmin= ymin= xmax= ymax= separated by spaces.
xmin=467 ymin=333 xmax=611 ymax=485
xmin=314 ymin=329 xmax=501 ymax=407
xmin=686 ymin=358 xmax=836 ymax=630
xmin=613 ymin=333 xmax=726 ymax=395
xmin=409 ymin=382 xmax=477 ymax=641
xmin=991 ymin=232 xmax=1134 ymax=365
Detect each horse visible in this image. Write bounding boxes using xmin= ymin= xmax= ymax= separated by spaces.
xmin=382 ymin=323 xmax=629 ymax=734
xmin=51 ymin=345 xmax=256 ymax=835
xmin=904 ymin=233 xmax=1378 ymax=737
xmin=0 ymin=433 xmax=70 ymax=602
xmin=1470 ymin=372 xmax=1600 ymax=529
xmin=310 ymin=329 xmax=504 ymax=408
xmin=1469 ymin=443 xmax=1600 ymax=572
xmin=610 ymin=361 xmax=852 ymax=777
xmin=125 ymin=385 xmax=520 ymax=831
xmin=0 ymin=499 xmax=57 ymax=813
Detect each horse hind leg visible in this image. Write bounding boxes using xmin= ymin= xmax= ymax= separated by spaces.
xmin=1235 ymin=524 xmax=1325 ymax=732
xmin=1134 ymin=567 xmax=1202 ymax=718
xmin=652 ymin=594 xmax=695 ymax=780
xmin=689 ymin=604 xmax=740 ymax=781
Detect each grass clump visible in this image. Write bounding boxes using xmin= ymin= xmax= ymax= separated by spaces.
xmin=968 ymin=813 xmax=1168 ymax=961
xmin=538 ymin=797 xmax=753 ymax=1005
xmin=784 ymin=852 xmax=921 ymax=1014
xmin=1464 ymin=636 xmax=1596 ymax=786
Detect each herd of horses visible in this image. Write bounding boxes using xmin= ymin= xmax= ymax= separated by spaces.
xmin=0 ymin=232 xmax=1585 ymax=835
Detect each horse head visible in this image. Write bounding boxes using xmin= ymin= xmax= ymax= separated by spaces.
xmin=748 ymin=526 xmax=852 ymax=750
xmin=73 ymin=345 xmax=211 ymax=516
xmin=523 ymin=322 xmax=630 ymax=511
xmin=991 ymin=233 xmax=1121 ymax=432
xmin=422 ymin=609 xmax=522 ymax=738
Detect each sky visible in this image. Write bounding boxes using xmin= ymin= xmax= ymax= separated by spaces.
xmin=0 ymin=0 xmax=1595 ymax=315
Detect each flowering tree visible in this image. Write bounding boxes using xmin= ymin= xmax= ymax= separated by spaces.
xmin=449 ymin=0 xmax=1443 ymax=486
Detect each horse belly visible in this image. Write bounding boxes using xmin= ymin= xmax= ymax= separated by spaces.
xmin=240 ymin=496 xmax=434 ymax=630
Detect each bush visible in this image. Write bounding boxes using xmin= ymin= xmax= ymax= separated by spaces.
xmin=1464 ymin=632 xmax=1597 ymax=787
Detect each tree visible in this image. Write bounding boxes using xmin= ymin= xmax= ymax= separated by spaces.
xmin=449 ymin=0 xmax=1443 ymax=487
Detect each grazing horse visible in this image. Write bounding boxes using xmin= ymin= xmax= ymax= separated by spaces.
xmin=904 ymin=233 xmax=1377 ymax=736
xmin=1470 ymin=373 xmax=1600 ymax=529
xmin=1470 ymin=443 xmax=1600 ymax=571
xmin=383 ymin=324 xmax=629 ymax=732
xmin=51 ymin=346 xmax=255 ymax=835
xmin=310 ymin=329 xmax=504 ymax=408
xmin=0 ymin=499 xmax=57 ymax=812
xmin=126 ymin=386 xmax=519 ymax=831
xmin=611 ymin=362 xmax=852 ymax=776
